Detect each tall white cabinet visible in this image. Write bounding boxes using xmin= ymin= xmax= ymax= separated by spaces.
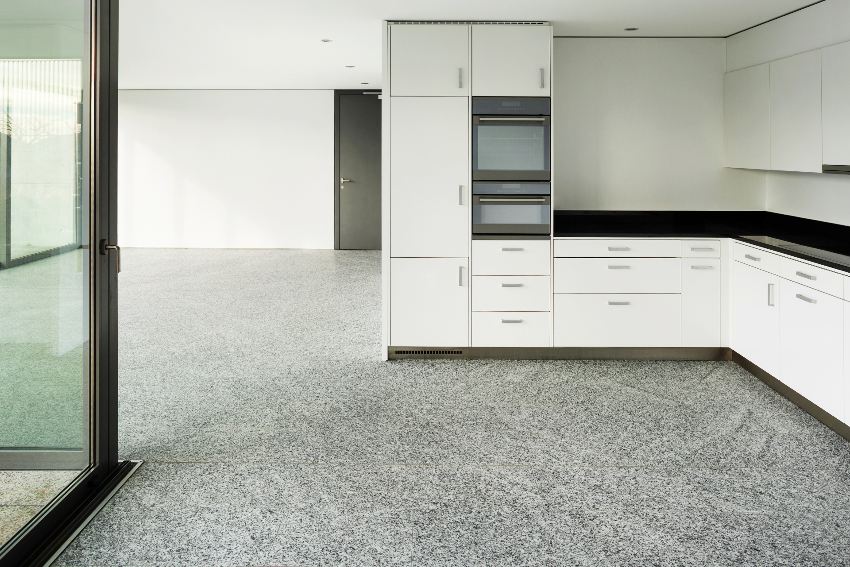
xmin=384 ymin=21 xmax=552 ymax=354
xmin=822 ymin=41 xmax=850 ymax=168
xmin=770 ymin=51 xmax=822 ymax=173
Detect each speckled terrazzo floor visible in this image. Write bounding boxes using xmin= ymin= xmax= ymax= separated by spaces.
xmin=54 ymin=249 xmax=850 ymax=567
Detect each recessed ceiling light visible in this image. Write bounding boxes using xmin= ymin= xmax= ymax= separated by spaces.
xmin=624 ymin=27 xmax=639 ymax=32
xmin=321 ymin=38 xmax=332 ymax=43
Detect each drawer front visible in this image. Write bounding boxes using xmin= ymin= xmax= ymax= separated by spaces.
xmin=554 ymin=239 xmax=681 ymax=258
xmin=682 ymin=239 xmax=721 ymax=258
xmin=472 ymin=312 xmax=551 ymax=347
xmin=472 ymin=276 xmax=550 ymax=312
xmin=554 ymin=258 xmax=681 ymax=294
xmin=682 ymin=259 xmax=721 ymax=347
xmin=779 ymin=257 xmax=844 ymax=298
xmin=554 ymin=294 xmax=682 ymax=347
xmin=472 ymin=240 xmax=550 ymax=275
xmin=732 ymin=241 xmax=783 ymax=275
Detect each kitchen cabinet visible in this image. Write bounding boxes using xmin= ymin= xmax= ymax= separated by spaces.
xmin=770 ymin=51 xmax=822 ymax=173
xmin=730 ymin=261 xmax=781 ymax=376
xmin=390 ymin=258 xmax=469 ymax=346
xmin=471 ymin=25 xmax=551 ymax=96
xmin=724 ymin=63 xmax=770 ymax=170
xmin=390 ymin=24 xmax=469 ymax=96
xmin=822 ymin=41 xmax=850 ymax=168
xmin=390 ymin=97 xmax=469 ymax=258
xmin=844 ymin=301 xmax=850 ymax=425
xmin=682 ymin=258 xmax=721 ymax=347
xmin=472 ymin=312 xmax=551 ymax=347
xmin=779 ymin=280 xmax=844 ymax=419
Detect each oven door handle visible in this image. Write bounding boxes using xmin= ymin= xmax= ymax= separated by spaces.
xmin=476 ymin=117 xmax=548 ymax=122
xmin=477 ymin=198 xmax=549 ymax=203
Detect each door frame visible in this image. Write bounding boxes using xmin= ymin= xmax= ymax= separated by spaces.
xmin=0 ymin=1 xmax=138 ymax=564
xmin=333 ymin=89 xmax=382 ymax=250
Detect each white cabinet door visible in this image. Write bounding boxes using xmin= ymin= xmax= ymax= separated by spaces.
xmin=724 ymin=63 xmax=770 ymax=169
xmin=822 ymin=41 xmax=850 ymax=168
xmin=390 ymin=97 xmax=469 ymax=258
xmin=844 ymin=302 xmax=850 ymax=425
xmin=770 ymin=51 xmax=822 ymax=173
xmin=471 ymin=25 xmax=551 ymax=96
xmin=682 ymin=259 xmax=721 ymax=347
xmin=779 ymin=281 xmax=844 ymax=419
xmin=390 ymin=258 xmax=469 ymax=347
xmin=390 ymin=25 xmax=469 ymax=96
xmin=730 ymin=261 xmax=781 ymax=375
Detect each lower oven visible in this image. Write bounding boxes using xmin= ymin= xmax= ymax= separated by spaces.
xmin=472 ymin=182 xmax=551 ymax=238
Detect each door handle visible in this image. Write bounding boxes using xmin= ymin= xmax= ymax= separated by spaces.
xmin=458 ymin=67 xmax=463 ymax=89
xmin=99 ymin=240 xmax=121 ymax=273
xmin=340 ymin=177 xmax=352 ymax=190
xmin=767 ymin=283 xmax=775 ymax=307
xmin=539 ymin=68 xmax=545 ymax=89
xmin=458 ymin=185 xmax=464 ymax=206
xmin=458 ymin=265 xmax=464 ymax=287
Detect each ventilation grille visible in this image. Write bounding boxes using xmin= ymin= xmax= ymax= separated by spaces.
xmin=392 ymin=349 xmax=464 ymax=357
xmin=388 ymin=21 xmax=549 ymax=25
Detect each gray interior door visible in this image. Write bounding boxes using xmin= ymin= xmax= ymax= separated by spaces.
xmin=337 ymin=92 xmax=381 ymax=250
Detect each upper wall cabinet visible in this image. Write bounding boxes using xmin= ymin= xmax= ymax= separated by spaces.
xmin=390 ymin=25 xmax=470 ymax=96
xmin=724 ymin=63 xmax=770 ymax=170
xmin=471 ymin=25 xmax=551 ymax=96
xmin=770 ymin=51 xmax=822 ymax=173
xmin=822 ymin=41 xmax=850 ymax=168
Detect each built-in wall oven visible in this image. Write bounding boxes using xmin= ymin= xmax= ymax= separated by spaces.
xmin=472 ymin=182 xmax=551 ymax=237
xmin=472 ymin=97 xmax=551 ymax=182
xmin=472 ymin=97 xmax=551 ymax=238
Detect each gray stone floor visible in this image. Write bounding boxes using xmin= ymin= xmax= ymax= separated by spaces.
xmin=54 ymin=249 xmax=850 ymax=566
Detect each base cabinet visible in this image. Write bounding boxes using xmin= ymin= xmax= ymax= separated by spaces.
xmin=779 ymin=281 xmax=844 ymax=419
xmin=845 ymin=302 xmax=850 ymax=425
xmin=682 ymin=258 xmax=721 ymax=346
xmin=730 ymin=261 xmax=781 ymax=376
xmin=472 ymin=312 xmax=551 ymax=347
xmin=390 ymin=258 xmax=469 ymax=347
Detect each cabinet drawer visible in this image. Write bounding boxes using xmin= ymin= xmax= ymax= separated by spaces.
xmin=472 ymin=276 xmax=550 ymax=312
xmin=554 ymin=239 xmax=680 ymax=258
xmin=554 ymin=258 xmax=681 ymax=294
xmin=472 ymin=312 xmax=551 ymax=347
xmin=779 ymin=257 xmax=844 ymax=298
xmin=732 ymin=241 xmax=783 ymax=275
xmin=472 ymin=240 xmax=550 ymax=275
xmin=554 ymin=294 xmax=682 ymax=347
xmin=682 ymin=240 xmax=721 ymax=258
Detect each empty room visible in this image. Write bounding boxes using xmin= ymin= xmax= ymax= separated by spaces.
xmin=2 ymin=0 xmax=850 ymax=565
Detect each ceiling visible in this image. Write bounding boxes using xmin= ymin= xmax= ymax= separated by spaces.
xmin=110 ymin=0 xmax=815 ymax=89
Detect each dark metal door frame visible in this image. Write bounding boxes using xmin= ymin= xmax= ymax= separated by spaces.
xmin=334 ymin=89 xmax=382 ymax=250
xmin=0 ymin=1 xmax=137 ymax=564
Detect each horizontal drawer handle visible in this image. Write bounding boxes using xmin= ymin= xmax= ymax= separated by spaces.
xmin=501 ymin=247 xmax=524 ymax=252
xmin=690 ymin=265 xmax=715 ymax=270
xmin=795 ymin=293 xmax=817 ymax=304
xmin=691 ymin=247 xmax=715 ymax=252
xmin=501 ymin=283 xmax=524 ymax=288
xmin=608 ymin=301 xmax=631 ymax=306
xmin=479 ymin=198 xmax=547 ymax=203
xmin=795 ymin=271 xmax=816 ymax=281
xmin=500 ymin=318 xmax=524 ymax=324
xmin=607 ymin=246 xmax=631 ymax=252
xmin=744 ymin=254 xmax=761 ymax=262
xmin=607 ymin=265 xmax=631 ymax=270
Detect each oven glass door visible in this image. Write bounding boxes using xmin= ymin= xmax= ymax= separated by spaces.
xmin=472 ymin=196 xmax=551 ymax=235
xmin=473 ymin=117 xmax=551 ymax=181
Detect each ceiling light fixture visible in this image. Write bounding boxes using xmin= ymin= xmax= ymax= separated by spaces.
xmin=321 ymin=38 xmax=332 ymax=43
xmin=624 ymin=27 xmax=639 ymax=32
xmin=345 ymin=65 xmax=355 ymax=68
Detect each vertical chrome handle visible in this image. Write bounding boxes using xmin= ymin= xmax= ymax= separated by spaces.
xmin=767 ymin=283 xmax=775 ymax=307
xmin=539 ymin=68 xmax=545 ymax=89
xmin=458 ymin=67 xmax=463 ymax=89
xmin=458 ymin=265 xmax=464 ymax=287
xmin=458 ymin=185 xmax=464 ymax=206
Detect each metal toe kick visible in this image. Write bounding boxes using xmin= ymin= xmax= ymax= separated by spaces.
xmin=388 ymin=347 xmax=726 ymax=360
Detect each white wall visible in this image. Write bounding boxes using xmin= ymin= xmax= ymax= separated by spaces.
xmin=727 ymin=0 xmax=850 ymax=226
xmin=554 ymin=38 xmax=765 ymax=210
xmin=118 ymin=90 xmax=335 ymax=248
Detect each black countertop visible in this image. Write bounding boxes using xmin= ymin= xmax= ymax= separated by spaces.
xmin=553 ymin=211 xmax=850 ymax=273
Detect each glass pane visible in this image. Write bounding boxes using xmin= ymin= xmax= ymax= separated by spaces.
xmin=0 ymin=0 xmax=90 ymax=547
xmin=474 ymin=203 xmax=550 ymax=225
xmin=477 ymin=124 xmax=546 ymax=171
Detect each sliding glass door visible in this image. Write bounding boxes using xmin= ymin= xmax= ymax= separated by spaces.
xmin=0 ymin=1 xmax=127 ymax=564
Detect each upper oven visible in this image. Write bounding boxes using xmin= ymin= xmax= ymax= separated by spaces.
xmin=472 ymin=97 xmax=551 ymax=182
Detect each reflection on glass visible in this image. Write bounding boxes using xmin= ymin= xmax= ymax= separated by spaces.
xmin=476 ymin=124 xmax=546 ymax=171
xmin=0 ymin=0 xmax=89 ymax=548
